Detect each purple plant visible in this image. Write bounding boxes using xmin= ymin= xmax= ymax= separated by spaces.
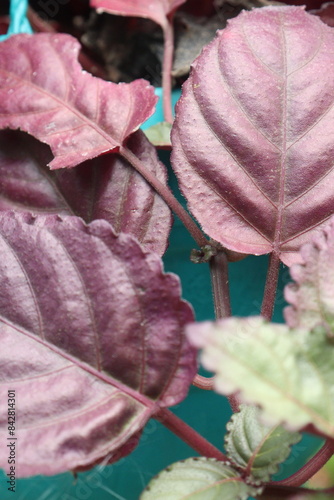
xmin=0 ymin=4 xmax=334 ymax=499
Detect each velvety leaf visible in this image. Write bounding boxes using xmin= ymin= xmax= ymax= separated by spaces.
xmin=90 ymin=0 xmax=187 ymax=29
xmin=171 ymin=7 xmax=334 ymax=265
xmin=187 ymin=317 xmax=334 ymax=439
xmin=0 ymin=212 xmax=196 ymax=476
xmin=0 ymin=33 xmax=157 ymax=169
xmin=0 ymin=129 xmax=172 ymax=255
xmin=140 ymin=457 xmax=260 ymax=499
xmin=284 ymin=214 xmax=334 ymax=333
xmin=225 ymin=404 xmax=301 ymax=483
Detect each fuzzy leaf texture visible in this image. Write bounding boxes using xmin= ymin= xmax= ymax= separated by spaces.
xmin=90 ymin=0 xmax=187 ymax=29
xmin=171 ymin=6 xmax=334 ymax=265
xmin=0 ymin=212 xmax=197 ymax=476
xmin=284 ymin=217 xmax=334 ymax=333
xmin=0 ymin=33 xmax=157 ymax=169
xmin=225 ymin=404 xmax=301 ymax=482
xmin=140 ymin=457 xmax=260 ymax=500
xmin=187 ymin=317 xmax=334 ymax=439
xmin=0 ymin=129 xmax=172 ymax=255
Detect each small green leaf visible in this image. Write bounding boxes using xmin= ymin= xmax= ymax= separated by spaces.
xmin=225 ymin=404 xmax=301 ymax=482
xmin=143 ymin=121 xmax=172 ymax=147
xmin=140 ymin=457 xmax=260 ymax=500
xmin=187 ymin=317 xmax=334 ymax=439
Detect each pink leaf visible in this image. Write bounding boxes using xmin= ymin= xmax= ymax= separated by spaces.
xmin=171 ymin=6 xmax=334 ymax=265
xmin=90 ymin=0 xmax=187 ymax=29
xmin=0 ymin=129 xmax=172 ymax=255
xmin=284 ymin=215 xmax=334 ymax=331
xmin=0 ymin=212 xmax=196 ymax=476
xmin=0 ymin=33 xmax=157 ymax=169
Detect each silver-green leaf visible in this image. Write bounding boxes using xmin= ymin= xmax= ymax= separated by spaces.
xmin=225 ymin=404 xmax=301 ymax=482
xmin=140 ymin=457 xmax=260 ymax=500
xmin=187 ymin=317 xmax=334 ymax=439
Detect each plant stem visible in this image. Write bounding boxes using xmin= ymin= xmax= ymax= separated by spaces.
xmin=210 ymin=251 xmax=232 ymax=319
xmin=120 ymin=146 xmax=209 ymax=248
xmin=261 ymin=251 xmax=280 ymax=320
xmin=193 ymin=250 xmax=237 ymax=406
xmin=273 ymin=439 xmax=334 ymax=487
xmin=162 ymin=15 xmax=175 ymax=124
xmin=260 ymin=484 xmax=334 ymax=498
xmin=154 ymin=407 xmax=228 ymax=461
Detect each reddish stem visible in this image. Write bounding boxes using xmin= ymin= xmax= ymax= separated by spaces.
xmin=273 ymin=439 xmax=334 ymax=487
xmin=193 ymin=374 xmax=215 ymax=391
xmin=261 ymin=251 xmax=280 ymax=320
xmin=162 ymin=15 xmax=175 ymax=124
xmin=193 ymin=251 xmax=237 ymax=405
xmin=154 ymin=407 xmax=228 ymax=461
xmin=210 ymin=251 xmax=232 ymax=319
xmin=120 ymin=146 xmax=209 ymax=248
xmin=260 ymin=484 xmax=334 ymax=498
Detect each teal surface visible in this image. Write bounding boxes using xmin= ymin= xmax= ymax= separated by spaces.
xmin=0 ymin=9 xmax=323 ymax=498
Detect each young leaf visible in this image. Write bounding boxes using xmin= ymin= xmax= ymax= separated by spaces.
xmin=0 ymin=33 xmax=157 ymax=169
xmin=285 ymin=217 xmax=334 ymax=332
xmin=187 ymin=317 xmax=334 ymax=439
xmin=171 ymin=7 xmax=334 ymax=265
xmin=0 ymin=129 xmax=172 ymax=255
xmin=90 ymin=0 xmax=187 ymax=29
xmin=0 ymin=212 xmax=196 ymax=476
xmin=225 ymin=404 xmax=301 ymax=483
xmin=140 ymin=457 xmax=260 ymax=500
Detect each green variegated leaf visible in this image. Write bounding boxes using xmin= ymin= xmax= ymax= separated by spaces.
xmin=225 ymin=404 xmax=301 ymax=482
xmin=187 ymin=317 xmax=334 ymax=439
xmin=140 ymin=457 xmax=260 ymax=500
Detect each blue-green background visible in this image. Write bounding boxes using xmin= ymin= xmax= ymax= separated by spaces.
xmin=0 ymin=12 xmax=323 ymax=499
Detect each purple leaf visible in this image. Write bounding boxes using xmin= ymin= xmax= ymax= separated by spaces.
xmin=90 ymin=0 xmax=187 ymax=29
xmin=0 ymin=129 xmax=172 ymax=255
xmin=284 ymin=215 xmax=334 ymax=331
xmin=171 ymin=6 xmax=334 ymax=265
xmin=0 ymin=33 xmax=157 ymax=169
xmin=0 ymin=212 xmax=196 ymax=476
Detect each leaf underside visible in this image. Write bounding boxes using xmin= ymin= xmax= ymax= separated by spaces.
xmin=0 ymin=33 xmax=157 ymax=169
xmin=0 ymin=129 xmax=172 ymax=255
xmin=90 ymin=0 xmax=187 ymax=29
xmin=0 ymin=212 xmax=196 ymax=476
xmin=171 ymin=7 xmax=334 ymax=265
xmin=187 ymin=317 xmax=334 ymax=440
xmin=225 ymin=404 xmax=301 ymax=483
xmin=140 ymin=457 xmax=259 ymax=500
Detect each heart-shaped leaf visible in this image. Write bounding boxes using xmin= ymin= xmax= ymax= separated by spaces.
xmin=187 ymin=317 xmax=334 ymax=439
xmin=171 ymin=6 xmax=334 ymax=265
xmin=0 ymin=33 xmax=157 ymax=169
xmin=140 ymin=457 xmax=260 ymax=499
xmin=225 ymin=404 xmax=301 ymax=483
xmin=284 ymin=216 xmax=334 ymax=332
xmin=90 ymin=0 xmax=186 ymax=29
xmin=0 ymin=212 xmax=196 ymax=476
xmin=0 ymin=129 xmax=172 ymax=255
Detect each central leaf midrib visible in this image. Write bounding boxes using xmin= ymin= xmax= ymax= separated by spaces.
xmin=273 ymin=12 xmax=288 ymax=256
